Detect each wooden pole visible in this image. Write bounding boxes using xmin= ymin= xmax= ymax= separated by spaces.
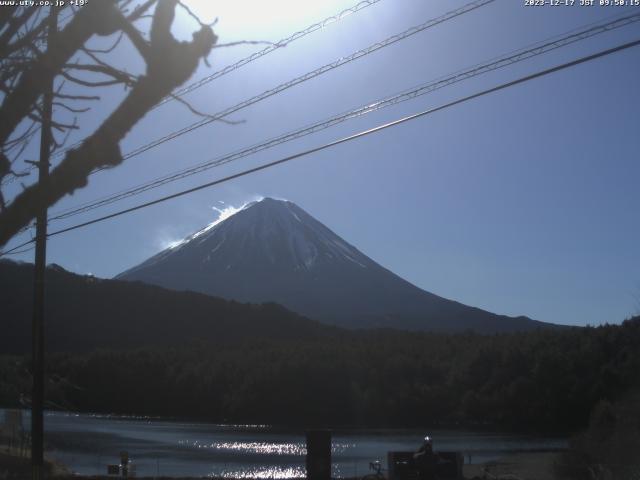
xmin=32 ymin=6 xmax=57 ymax=480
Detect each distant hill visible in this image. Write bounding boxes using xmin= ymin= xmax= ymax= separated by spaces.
xmin=118 ymin=197 xmax=552 ymax=333
xmin=0 ymin=259 xmax=335 ymax=354
xmin=3 ymin=262 xmax=639 ymax=432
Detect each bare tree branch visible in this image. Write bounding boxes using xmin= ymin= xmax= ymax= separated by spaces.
xmin=54 ymin=92 xmax=101 ymax=101
xmin=82 ymin=32 xmax=124 ymax=55
xmin=60 ymin=70 xmax=129 ymax=88
xmin=127 ymin=0 xmax=158 ymax=22
xmin=0 ymin=8 xmax=38 ymax=53
xmin=62 ymin=62 xmax=138 ymax=86
xmin=52 ymin=102 xmax=91 ymax=114
xmin=0 ymin=0 xmax=217 ymax=246
xmin=0 ymin=1 xmax=127 ymax=147
xmin=0 ymin=13 xmax=47 ymax=58
xmin=169 ymin=93 xmax=245 ymax=125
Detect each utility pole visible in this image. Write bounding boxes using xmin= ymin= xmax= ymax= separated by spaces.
xmin=32 ymin=6 xmax=57 ymax=480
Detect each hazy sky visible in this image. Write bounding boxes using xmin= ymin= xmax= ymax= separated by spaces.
xmin=4 ymin=0 xmax=640 ymax=326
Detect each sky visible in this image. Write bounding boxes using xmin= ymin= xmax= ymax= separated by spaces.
xmin=3 ymin=0 xmax=640 ymax=327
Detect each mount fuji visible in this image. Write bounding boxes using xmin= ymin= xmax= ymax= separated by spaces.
xmin=116 ymin=198 xmax=548 ymax=333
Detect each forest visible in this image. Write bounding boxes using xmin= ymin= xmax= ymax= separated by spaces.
xmin=1 ymin=316 xmax=639 ymax=433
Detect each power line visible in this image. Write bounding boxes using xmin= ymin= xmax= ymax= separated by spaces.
xmin=46 ymin=0 xmax=386 ymax=158
xmin=3 ymin=0 xmax=386 ymax=185
xmin=3 ymin=36 xmax=637 ymax=257
xmin=49 ymin=0 xmax=495 ymax=170
xmin=0 ymin=238 xmax=35 ymax=257
xmin=1 ymin=244 xmax=35 ymax=256
xmin=29 ymin=37 xmax=640 ymax=243
xmin=47 ymin=12 xmax=640 ymax=222
xmin=23 ymin=0 xmax=495 ymax=205
xmin=50 ymin=11 xmax=640 ymax=219
xmin=119 ymin=0 xmax=495 ymax=162
xmin=159 ymin=0 xmax=386 ymax=107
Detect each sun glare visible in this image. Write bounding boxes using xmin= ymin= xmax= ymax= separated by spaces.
xmin=180 ymin=0 xmax=356 ymax=40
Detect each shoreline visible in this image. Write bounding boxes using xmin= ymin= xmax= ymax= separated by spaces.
xmin=463 ymin=451 xmax=567 ymax=480
xmin=1 ymin=405 xmax=574 ymax=436
xmin=2 ymin=450 xmax=568 ymax=480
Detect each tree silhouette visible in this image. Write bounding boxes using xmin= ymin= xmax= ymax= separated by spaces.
xmin=0 ymin=0 xmax=217 ymax=247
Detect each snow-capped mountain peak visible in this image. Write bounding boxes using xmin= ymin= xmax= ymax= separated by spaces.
xmin=117 ymin=198 xmax=545 ymax=333
xmin=146 ymin=198 xmax=371 ymax=273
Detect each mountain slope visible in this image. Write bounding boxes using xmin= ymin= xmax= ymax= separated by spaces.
xmin=0 ymin=259 xmax=335 ymax=354
xmin=117 ymin=198 xmax=550 ymax=333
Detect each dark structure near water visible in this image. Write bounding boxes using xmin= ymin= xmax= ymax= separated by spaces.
xmin=306 ymin=430 xmax=331 ymax=480
xmin=388 ymin=451 xmax=463 ymax=480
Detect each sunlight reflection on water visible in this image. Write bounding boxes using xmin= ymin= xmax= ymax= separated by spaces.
xmin=7 ymin=410 xmax=566 ymax=478
xmin=178 ymin=439 xmax=354 ymax=456
xmin=179 ymin=439 xmax=306 ymax=455
xmin=217 ymin=466 xmax=306 ymax=479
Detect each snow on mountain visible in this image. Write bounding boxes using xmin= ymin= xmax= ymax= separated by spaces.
xmin=117 ymin=198 xmax=549 ymax=333
xmin=123 ymin=198 xmax=372 ymax=275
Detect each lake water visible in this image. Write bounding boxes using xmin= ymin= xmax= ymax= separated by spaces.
xmin=1 ymin=409 xmax=566 ymax=478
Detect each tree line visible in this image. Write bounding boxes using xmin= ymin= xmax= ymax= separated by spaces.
xmin=1 ymin=316 xmax=639 ymax=432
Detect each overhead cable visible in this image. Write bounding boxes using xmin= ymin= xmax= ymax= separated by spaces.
xmin=28 ymin=37 xmax=639 ymax=244
xmin=48 ymin=12 xmax=640 ymax=222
